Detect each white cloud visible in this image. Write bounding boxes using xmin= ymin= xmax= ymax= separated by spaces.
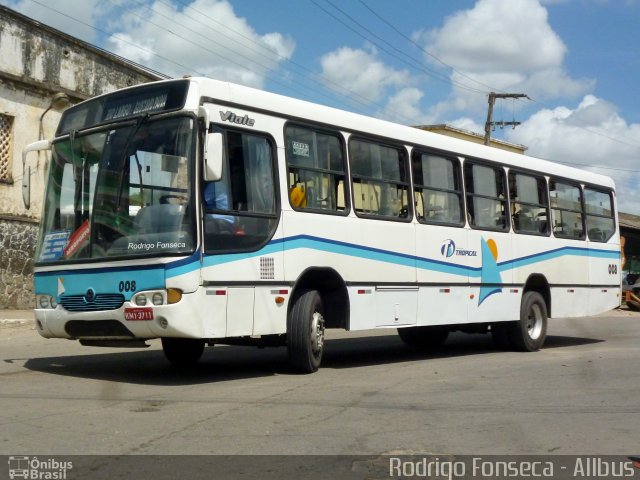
xmin=378 ymin=87 xmax=431 ymax=125
xmin=424 ymin=0 xmax=565 ymax=72
xmin=6 ymin=0 xmax=101 ymax=42
xmin=414 ymin=0 xmax=593 ymax=116
xmin=107 ymin=34 xmax=154 ymax=64
xmin=319 ymin=46 xmax=412 ymax=104
xmin=506 ymin=95 xmax=640 ymax=215
xmin=105 ymin=0 xmax=295 ymax=87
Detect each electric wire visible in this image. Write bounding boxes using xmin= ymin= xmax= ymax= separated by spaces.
xmin=105 ymin=0 xmax=427 ymax=124
xmin=310 ymin=0 xmax=489 ymax=96
xmin=17 ymin=0 xmax=640 ymax=170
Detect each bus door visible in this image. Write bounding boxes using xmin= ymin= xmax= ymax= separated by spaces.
xmin=465 ymin=163 xmax=514 ymax=323
xmin=348 ymin=139 xmax=417 ymax=327
xmin=412 ymin=152 xmax=469 ymax=326
xmin=200 ymin=123 xmax=282 ymax=338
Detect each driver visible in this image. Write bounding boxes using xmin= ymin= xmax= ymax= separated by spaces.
xmin=203 ymin=180 xmax=235 ymax=226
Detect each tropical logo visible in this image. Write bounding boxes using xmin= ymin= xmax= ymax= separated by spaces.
xmin=479 ymin=238 xmax=502 ymax=305
xmin=441 ymin=239 xmax=456 ymax=258
xmin=440 ymin=239 xmax=477 ymax=258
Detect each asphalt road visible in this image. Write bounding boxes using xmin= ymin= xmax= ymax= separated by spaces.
xmin=1 ymin=309 xmax=639 ymax=456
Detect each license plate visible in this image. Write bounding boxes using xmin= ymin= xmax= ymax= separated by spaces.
xmin=124 ymin=307 xmax=154 ymax=321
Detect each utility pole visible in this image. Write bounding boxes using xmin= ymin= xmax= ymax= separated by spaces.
xmin=484 ymin=92 xmax=529 ymax=146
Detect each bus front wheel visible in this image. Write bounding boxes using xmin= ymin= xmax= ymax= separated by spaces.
xmin=509 ymin=291 xmax=548 ymax=351
xmin=161 ymin=337 xmax=205 ymax=367
xmin=287 ymin=290 xmax=325 ymax=373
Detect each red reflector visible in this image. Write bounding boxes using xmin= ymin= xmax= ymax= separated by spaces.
xmin=215 ymin=290 xmax=226 ymax=296
xmin=278 ymin=289 xmax=288 ymax=295
xmin=358 ymin=289 xmax=366 ymax=294
xmin=440 ymin=288 xmax=450 ymax=293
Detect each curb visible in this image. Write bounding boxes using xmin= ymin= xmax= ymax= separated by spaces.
xmin=0 ymin=310 xmax=35 ymax=330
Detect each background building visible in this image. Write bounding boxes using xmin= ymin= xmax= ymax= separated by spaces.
xmin=0 ymin=5 xmax=163 ymax=308
xmin=414 ymin=124 xmax=527 ymax=154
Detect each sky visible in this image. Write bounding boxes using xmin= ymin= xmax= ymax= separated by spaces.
xmin=4 ymin=0 xmax=640 ymax=214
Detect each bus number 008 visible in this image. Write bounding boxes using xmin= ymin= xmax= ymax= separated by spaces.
xmin=608 ymin=264 xmax=618 ymax=275
xmin=119 ymin=280 xmax=137 ymax=292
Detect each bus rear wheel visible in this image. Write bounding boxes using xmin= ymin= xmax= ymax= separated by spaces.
xmin=508 ymin=291 xmax=548 ymax=351
xmin=161 ymin=337 xmax=205 ymax=367
xmin=287 ymin=290 xmax=325 ymax=373
xmin=397 ymin=326 xmax=449 ymax=348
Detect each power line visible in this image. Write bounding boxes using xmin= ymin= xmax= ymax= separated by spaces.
xmin=148 ymin=0 xmax=412 ymax=115
xmin=354 ymin=1 xmax=640 ymax=150
xmin=356 ymin=0 xmax=500 ymax=94
xmin=484 ymin=92 xmax=529 ymax=145
xmin=22 ymin=0 xmax=640 ymax=153
xmin=310 ymin=0 xmax=488 ymax=95
xmin=112 ymin=0 xmax=427 ymax=124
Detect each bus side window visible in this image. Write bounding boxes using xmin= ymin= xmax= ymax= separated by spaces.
xmin=349 ymin=138 xmax=410 ymax=220
xmin=509 ymin=171 xmax=549 ymax=235
xmin=412 ymin=151 xmax=463 ymax=226
xmin=584 ymin=188 xmax=615 ymax=242
xmin=549 ymin=179 xmax=584 ymax=240
xmin=284 ymin=125 xmax=347 ymax=213
xmin=465 ymin=163 xmax=508 ymax=231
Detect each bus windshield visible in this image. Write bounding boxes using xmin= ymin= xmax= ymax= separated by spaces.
xmin=36 ymin=115 xmax=195 ymax=264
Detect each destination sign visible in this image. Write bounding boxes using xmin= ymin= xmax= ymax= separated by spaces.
xmin=56 ymin=80 xmax=190 ymax=135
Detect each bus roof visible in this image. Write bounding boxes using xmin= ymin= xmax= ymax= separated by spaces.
xmin=63 ymin=76 xmax=616 ymax=191
xmin=191 ymin=77 xmax=614 ymax=191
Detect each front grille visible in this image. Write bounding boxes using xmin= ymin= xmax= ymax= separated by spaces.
xmin=60 ymin=293 xmax=125 ymax=312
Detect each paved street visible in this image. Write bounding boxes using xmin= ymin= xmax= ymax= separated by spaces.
xmin=1 ymin=308 xmax=639 ymax=456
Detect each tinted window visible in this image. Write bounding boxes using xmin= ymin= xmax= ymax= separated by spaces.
xmin=413 ymin=152 xmax=463 ymax=225
xmin=549 ymin=180 xmax=584 ymax=239
xmin=349 ymin=139 xmax=410 ymax=220
xmin=509 ymin=172 xmax=549 ymax=235
xmin=204 ymin=130 xmax=278 ymax=253
xmin=585 ymin=188 xmax=615 ymax=242
xmin=285 ymin=126 xmax=347 ymax=213
xmin=465 ymin=163 xmax=508 ymax=231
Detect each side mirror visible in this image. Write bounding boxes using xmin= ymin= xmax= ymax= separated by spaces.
xmin=204 ymin=132 xmax=223 ymax=181
xmin=22 ymin=139 xmax=51 ymax=210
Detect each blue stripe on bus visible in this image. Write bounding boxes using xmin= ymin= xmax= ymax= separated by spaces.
xmin=33 ymin=236 xmax=620 ymax=289
xmin=200 ymin=234 xmax=620 ymax=279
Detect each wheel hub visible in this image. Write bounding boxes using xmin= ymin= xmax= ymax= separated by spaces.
xmin=310 ymin=311 xmax=325 ymax=353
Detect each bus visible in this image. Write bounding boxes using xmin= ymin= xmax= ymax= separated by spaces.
xmin=22 ymin=77 xmax=621 ymax=373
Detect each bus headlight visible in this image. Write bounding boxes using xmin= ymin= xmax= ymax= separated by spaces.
xmin=134 ymin=294 xmax=148 ymax=306
xmin=152 ymin=292 xmax=164 ymax=306
xmin=38 ymin=295 xmax=50 ymax=309
xmin=130 ymin=289 xmax=182 ymax=307
xmin=37 ymin=295 xmax=56 ymax=309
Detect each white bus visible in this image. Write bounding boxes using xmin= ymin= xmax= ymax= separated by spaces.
xmin=23 ymin=77 xmax=621 ymax=373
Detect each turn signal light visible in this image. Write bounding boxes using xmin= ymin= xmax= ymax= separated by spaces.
xmin=167 ymin=288 xmax=182 ymax=304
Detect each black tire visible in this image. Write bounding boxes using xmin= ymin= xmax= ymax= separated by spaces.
xmin=507 ymin=291 xmax=548 ymax=351
xmin=161 ymin=337 xmax=205 ymax=367
xmin=287 ymin=290 xmax=325 ymax=373
xmin=397 ymin=326 xmax=449 ymax=348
